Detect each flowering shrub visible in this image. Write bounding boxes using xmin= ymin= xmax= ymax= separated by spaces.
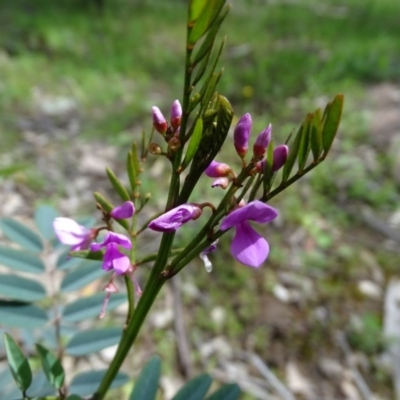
xmin=0 ymin=1 xmax=343 ymax=399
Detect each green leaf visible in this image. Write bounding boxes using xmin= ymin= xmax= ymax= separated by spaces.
xmin=127 ymin=150 xmax=137 ymax=193
xmin=0 ymin=218 xmax=43 ymax=253
xmin=63 ymin=293 xmax=126 ymax=322
xmin=70 ymin=370 xmax=129 ymax=396
xmin=322 ymin=94 xmax=344 ymax=155
xmin=68 ymin=250 xmax=104 ymax=262
xmin=189 ymin=0 xmax=225 ymax=45
xmin=4 ymin=333 xmax=32 ymax=392
xmin=189 ymin=0 xmax=206 ymax=23
xmin=93 ymin=192 xmax=129 ymax=231
xmin=61 ymin=260 xmax=104 ymax=293
xmin=106 ymin=167 xmax=131 ymax=202
xmin=35 ymin=344 xmax=65 ymax=389
xmin=206 ymin=383 xmax=241 ymax=400
xmin=0 ymin=301 xmax=47 ymax=328
xmin=0 ymin=245 xmax=45 ymax=273
xmin=129 ymin=356 xmax=161 ymax=400
xmin=171 ymin=374 xmax=212 ymax=400
xmin=310 ymin=109 xmax=323 ymax=161
xmin=34 ymin=205 xmax=59 ymax=240
xmin=180 ymin=118 xmax=203 ymax=172
xmin=281 ymin=123 xmax=303 ymax=182
xmin=0 ymin=275 xmax=46 ymax=302
xmin=65 ymin=328 xmax=122 ymax=356
xmin=297 ymin=113 xmax=312 ymax=171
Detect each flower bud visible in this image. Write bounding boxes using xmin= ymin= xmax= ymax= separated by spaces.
xmin=211 ymin=177 xmax=229 ymax=189
xmin=152 ymin=106 xmax=167 ymax=134
xmin=170 ymin=99 xmax=182 ymax=130
xmin=204 ymin=160 xmax=233 ymax=178
xmin=111 ymin=201 xmax=135 ymax=220
xmin=272 ymin=145 xmax=289 ymax=172
xmin=233 ymin=113 xmax=252 ymax=158
xmin=253 ymin=123 xmax=272 ymax=158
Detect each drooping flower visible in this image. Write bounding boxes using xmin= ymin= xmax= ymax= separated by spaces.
xmin=111 ymin=201 xmax=135 ymax=220
xmin=148 ymin=204 xmax=202 ymax=232
xmin=170 ymin=99 xmax=182 ymax=130
xmin=90 ymin=231 xmax=132 ymax=275
xmin=253 ymin=123 xmax=272 ymax=158
xmin=211 ymin=177 xmax=230 ymax=189
xmin=53 ymin=217 xmax=94 ymax=251
xmin=205 ymin=160 xmax=234 ymax=178
xmin=152 ymin=106 xmax=168 ymax=134
xmin=199 ymin=240 xmax=218 ymax=273
xmin=233 ymin=113 xmax=252 ymax=158
xmin=272 ymin=145 xmax=289 ymax=172
xmin=220 ymin=201 xmax=278 ymax=267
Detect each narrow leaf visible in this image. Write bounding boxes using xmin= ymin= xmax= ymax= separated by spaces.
xmin=34 ymin=205 xmax=59 ymax=240
xmin=322 ymin=94 xmax=344 ymax=155
xmin=0 ymin=218 xmax=43 ymax=253
xmin=297 ymin=113 xmax=312 ymax=171
xmin=189 ymin=0 xmax=206 ymax=22
xmin=171 ymin=374 xmax=212 ymax=400
xmin=63 ymin=293 xmax=126 ymax=322
xmin=106 ymin=167 xmax=130 ymax=202
xmin=0 ymin=246 xmax=45 ymax=273
xmin=127 ymin=151 xmax=137 ymax=192
xmin=206 ymin=383 xmax=241 ymax=400
xmin=281 ymin=123 xmax=303 ymax=182
xmin=4 ymin=333 xmax=32 ymax=391
xmin=129 ymin=356 xmax=161 ymax=400
xmin=68 ymin=250 xmax=104 ymax=262
xmin=0 ymin=301 xmax=48 ymax=328
xmin=35 ymin=344 xmax=65 ymax=389
xmin=70 ymin=370 xmax=129 ymax=396
xmin=189 ymin=0 xmax=225 ymax=44
xmin=0 ymin=275 xmax=46 ymax=302
xmin=65 ymin=328 xmax=122 ymax=356
xmin=180 ymin=118 xmax=203 ymax=172
xmin=310 ymin=108 xmax=323 ymax=161
xmin=93 ymin=192 xmax=129 ymax=230
xmin=61 ymin=260 xmax=103 ymax=293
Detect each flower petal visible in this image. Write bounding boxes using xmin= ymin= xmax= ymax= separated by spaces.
xmin=53 ymin=218 xmax=90 ymax=246
xmin=230 ymin=221 xmax=269 ymax=267
xmin=111 ymin=201 xmax=135 ymax=219
xmin=103 ymin=243 xmax=131 ymax=274
xmin=220 ymin=200 xmax=278 ymax=229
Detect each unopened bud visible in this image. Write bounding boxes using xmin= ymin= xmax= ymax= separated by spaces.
xmin=170 ymin=99 xmax=182 ymax=130
xmin=152 ymin=106 xmax=167 ymax=134
xmin=253 ymin=124 xmax=272 ymax=158
xmin=234 ymin=113 xmax=251 ymax=158
xmin=272 ymin=145 xmax=289 ymax=172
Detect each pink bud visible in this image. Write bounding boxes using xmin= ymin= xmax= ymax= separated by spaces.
xmin=170 ymin=100 xmax=182 ymax=130
xmin=110 ymin=201 xmax=135 ymax=219
xmin=272 ymin=145 xmax=289 ymax=172
xmin=205 ymin=160 xmax=233 ymax=178
xmin=152 ymin=106 xmax=167 ymax=134
xmin=253 ymin=124 xmax=272 ymax=157
xmin=234 ymin=113 xmax=252 ymax=158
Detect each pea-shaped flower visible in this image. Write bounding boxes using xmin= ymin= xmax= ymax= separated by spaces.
xmin=53 ymin=218 xmax=94 ymax=251
xmin=220 ymin=201 xmax=278 ymax=267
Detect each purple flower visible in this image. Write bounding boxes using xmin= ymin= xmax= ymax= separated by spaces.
xmin=253 ymin=123 xmax=272 ymax=158
xmin=211 ymin=177 xmax=229 ymax=189
xmin=152 ymin=106 xmax=167 ymax=134
xmin=170 ymin=99 xmax=182 ymax=129
xmin=234 ymin=113 xmax=252 ymax=158
xmin=111 ymin=201 xmax=135 ymax=219
xmin=272 ymin=145 xmax=289 ymax=172
xmin=90 ymin=231 xmax=132 ymax=275
xmin=204 ymin=160 xmax=233 ymax=178
xmin=220 ymin=201 xmax=278 ymax=267
xmin=148 ymin=204 xmax=202 ymax=232
xmin=53 ymin=217 xmax=93 ymax=251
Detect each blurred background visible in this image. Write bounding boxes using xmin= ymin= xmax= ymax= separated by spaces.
xmin=0 ymin=0 xmax=400 ymax=398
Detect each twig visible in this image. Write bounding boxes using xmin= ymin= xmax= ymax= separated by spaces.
xmin=238 ymin=351 xmax=296 ymax=400
xmin=335 ymin=331 xmax=373 ymax=400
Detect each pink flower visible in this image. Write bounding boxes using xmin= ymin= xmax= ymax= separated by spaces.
xmin=53 ymin=218 xmax=93 ymax=251
xmin=220 ymin=201 xmax=278 ymax=267
xmin=152 ymin=106 xmax=167 ymax=134
xmin=148 ymin=204 xmax=202 ymax=232
xmin=204 ymin=160 xmax=234 ymax=178
xmin=253 ymin=124 xmax=272 ymax=157
xmin=110 ymin=201 xmax=135 ymax=219
xmin=233 ymin=113 xmax=252 ymax=158
xmin=170 ymin=99 xmax=182 ymax=130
